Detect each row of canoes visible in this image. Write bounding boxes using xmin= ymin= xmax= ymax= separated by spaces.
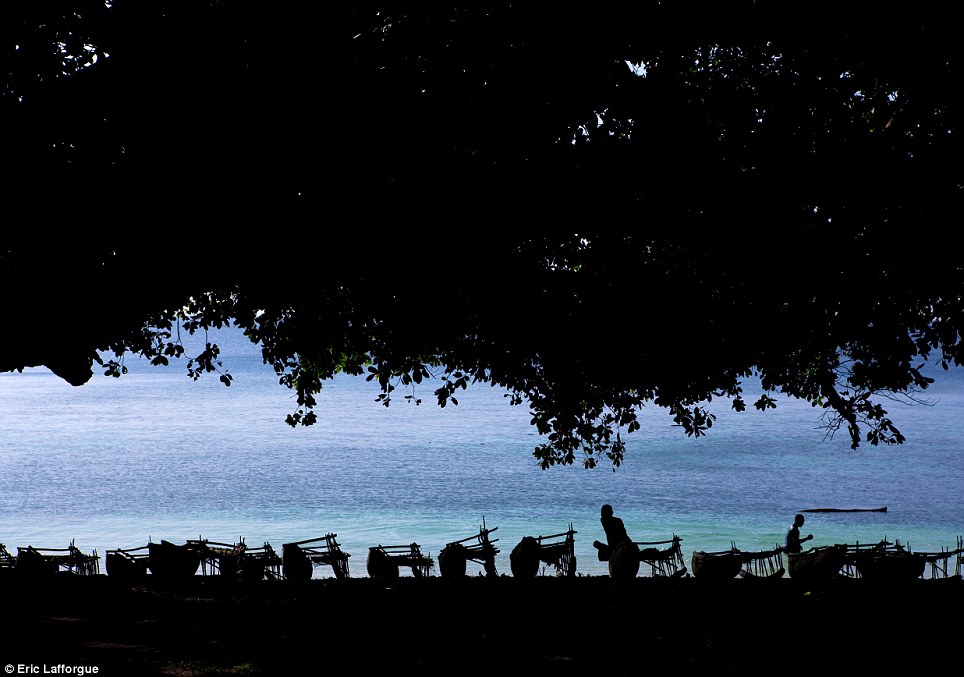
xmin=4 ymin=531 xmax=963 ymax=584
xmin=691 ymin=536 xmax=964 ymax=585
xmin=0 ymin=523 xmax=580 ymax=582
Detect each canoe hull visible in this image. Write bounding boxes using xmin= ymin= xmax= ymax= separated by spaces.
xmin=105 ymin=552 xmax=149 ymax=580
xmin=787 ymin=546 xmax=846 ymax=585
xmin=608 ymin=541 xmax=641 ymax=580
xmin=148 ymin=541 xmax=201 ymax=579
xmin=855 ymin=552 xmax=927 ymax=581
xmin=691 ymin=551 xmax=743 ymax=581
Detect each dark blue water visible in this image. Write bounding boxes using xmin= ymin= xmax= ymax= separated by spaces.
xmin=2 ymin=326 xmax=962 ymax=576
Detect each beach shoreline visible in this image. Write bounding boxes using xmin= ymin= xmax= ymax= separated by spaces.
xmin=4 ymin=572 xmax=962 ymax=675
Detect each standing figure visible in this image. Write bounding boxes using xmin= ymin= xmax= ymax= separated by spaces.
xmin=785 ymin=513 xmax=814 ymax=554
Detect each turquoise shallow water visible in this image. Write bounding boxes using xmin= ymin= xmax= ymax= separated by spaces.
xmin=2 ymin=326 xmax=962 ymax=577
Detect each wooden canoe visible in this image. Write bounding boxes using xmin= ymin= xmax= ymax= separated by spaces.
xmin=148 ymin=540 xmax=201 ymax=579
xmin=854 ymin=548 xmax=927 ymax=581
xmin=282 ymin=534 xmax=350 ymax=581
xmin=16 ymin=542 xmax=99 ymax=576
xmin=439 ymin=523 xmax=500 ymax=578
xmin=105 ymin=546 xmax=150 ymax=580
xmin=636 ymin=535 xmax=687 ymax=578
xmin=738 ymin=546 xmax=785 ymax=579
xmin=15 ymin=546 xmax=59 ymax=575
xmin=787 ymin=545 xmax=847 ymax=585
xmin=609 ymin=541 xmax=641 ymax=580
xmin=691 ymin=549 xmax=743 ymax=581
xmin=367 ymin=543 xmax=434 ymax=579
xmin=509 ymin=525 xmax=577 ymax=579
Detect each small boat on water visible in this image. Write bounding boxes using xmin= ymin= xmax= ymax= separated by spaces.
xmin=787 ymin=544 xmax=847 ymax=585
xmin=800 ymin=506 xmax=887 ymax=513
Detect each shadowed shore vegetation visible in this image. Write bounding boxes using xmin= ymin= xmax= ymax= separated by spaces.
xmin=5 ymin=572 xmax=962 ymax=675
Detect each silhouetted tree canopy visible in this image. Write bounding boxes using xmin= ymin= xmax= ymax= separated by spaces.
xmin=3 ymin=2 xmax=963 ymax=468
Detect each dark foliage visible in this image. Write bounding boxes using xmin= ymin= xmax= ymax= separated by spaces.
xmin=3 ymin=2 xmax=963 ymax=467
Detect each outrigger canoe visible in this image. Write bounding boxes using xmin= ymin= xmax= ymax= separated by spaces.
xmin=282 ymin=533 xmax=350 ymax=581
xmin=849 ymin=542 xmax=927 ymax=582
xmin=105 ymin=544 xmax=151 ymax=580
xmin=692 ymin=543 xmax=787 ymax=581
xmin=691 ymin=548 xmax=743 ymax=581
xmin=638 ymin=535 xmax=687 ymax=578
xmin=509 ymin=524 xmax=577 ymax=579
xmin=787 ymin=544 xmax=847 ymax=585
xmin=367 ymin=543 xmax=434 ymax=579
xmin=16 ymin=541 xmax=99 ymax=576
xmin=438 ymin=521 xmax=500 ymax=578
xmin=147 ymin=540 xmax=202 ymax=579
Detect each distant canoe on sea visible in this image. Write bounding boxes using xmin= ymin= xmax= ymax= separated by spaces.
xmin=800 ymin=507 xmax=887 ymax=513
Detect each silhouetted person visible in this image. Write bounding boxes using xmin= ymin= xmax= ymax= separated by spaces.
xmin=785 ymin=513 xmax=813 ymax=553
xmin=593 ymin=503 xmax=641 ymax=579
xmin=593 ymin=503 xmax=631 ymax=561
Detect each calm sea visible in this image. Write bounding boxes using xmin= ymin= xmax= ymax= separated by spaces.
xmin=2 ymin=325 xmax=962 ymax=577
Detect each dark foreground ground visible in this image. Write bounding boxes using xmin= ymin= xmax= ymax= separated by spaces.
xmin=3 ymin=572 xmax=962 ymax=676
